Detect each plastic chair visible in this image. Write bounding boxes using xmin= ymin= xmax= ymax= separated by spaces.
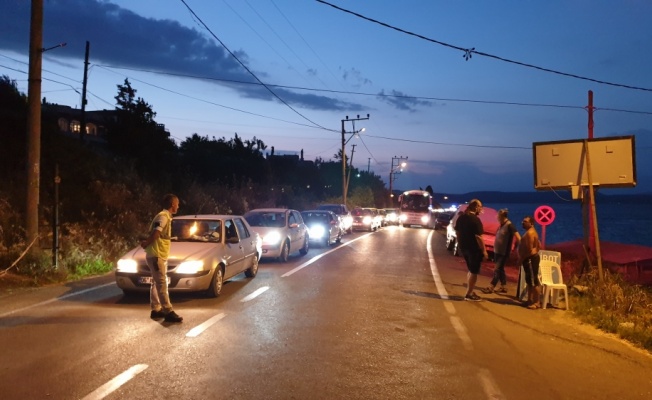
xmin=539 ymin=260 xmax=569 ymax=310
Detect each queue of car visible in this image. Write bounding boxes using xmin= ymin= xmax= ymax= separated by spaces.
xmin=115 ymin=204 xmax=386 ymax=297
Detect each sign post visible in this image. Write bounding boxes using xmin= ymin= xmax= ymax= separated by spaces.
xmin=534 ymin=205 xmax=556 ymax=249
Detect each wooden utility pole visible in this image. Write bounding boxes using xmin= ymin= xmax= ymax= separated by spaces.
xmin=26 ymin=0 xmax=43 ymax=249
xmin=79 ymin=41 xmax=90 ymax=142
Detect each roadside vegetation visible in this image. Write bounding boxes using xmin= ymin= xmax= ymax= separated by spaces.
xmin=566 ymin=262 xmax=652 ymax=352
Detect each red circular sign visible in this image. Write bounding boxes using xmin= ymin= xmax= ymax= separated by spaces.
xmin=534 ymin=205 xmax=555 ymax=226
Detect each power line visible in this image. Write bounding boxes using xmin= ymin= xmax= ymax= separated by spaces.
xmin=315 ymin=0 xmax=652 ymax=92
xmin=94 ymin=63 xmax=652 ymax=115
xmin=178 ymin=0 xmax=330 ymax=131
xmin=365 ymin=134 xmax=531 ymax=150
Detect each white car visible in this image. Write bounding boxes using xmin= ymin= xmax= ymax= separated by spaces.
xmin=244 ymin=208 xmax=309 ymax=262
xmin=351 ymin=207 xmax=382 ymax=232
xmin=115 ymin=215 xmax=261 ymax=297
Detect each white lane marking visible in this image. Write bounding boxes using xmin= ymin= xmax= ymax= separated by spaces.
xmin=241 ymin=286 xmax=269 ymax=302
xmin=426 ymin=231 xmax=450 ymax=300
xmin=282 ymin=233 xmax=373 ymax=277
xmin=0 ymin=282 xmax=116 ymax=318
xmin=478 ymin=368 xmax=506 ymax=400
xmin=443 ymin=301 xmax=456 ymax=315
xmin=449 ymin=315 xmax=474 ymax=351
xmin=186 ymin=313 xmax=227 ymax=338
xmin=81 ymin=363 xmax=148 ymax=400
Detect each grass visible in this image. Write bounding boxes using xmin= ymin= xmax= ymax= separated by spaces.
xmin=567 ymin=263 xmax=652 ymax=352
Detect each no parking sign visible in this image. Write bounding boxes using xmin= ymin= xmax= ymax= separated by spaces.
xmin=534 ymin=205 xmax=555 ymax=249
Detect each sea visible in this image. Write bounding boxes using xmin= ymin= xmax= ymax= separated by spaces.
xmin=477 ymin=202 xmax=651 ymax=248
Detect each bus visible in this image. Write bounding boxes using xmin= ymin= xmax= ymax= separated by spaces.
xmin=397 ymin=189 xmax=435 ymax=228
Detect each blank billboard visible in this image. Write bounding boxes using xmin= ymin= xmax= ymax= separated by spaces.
xmin=533 ymin=136 xmax=636 ymax=190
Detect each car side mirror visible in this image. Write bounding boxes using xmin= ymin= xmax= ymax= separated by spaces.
xmin=226 ymin=236 xmax=240 ymax=244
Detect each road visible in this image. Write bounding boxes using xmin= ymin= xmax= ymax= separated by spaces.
xmin=1 ymin=226 xmax=651 ymax=399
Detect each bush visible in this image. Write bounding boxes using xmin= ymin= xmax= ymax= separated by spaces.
xmin=569 ymin=267 xmax=652 ymax=351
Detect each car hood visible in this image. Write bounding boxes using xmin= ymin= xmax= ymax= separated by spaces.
xmin=122 ymin=242 xmax=223 ymax=262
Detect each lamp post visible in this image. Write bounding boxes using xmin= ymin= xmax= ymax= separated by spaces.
xmin=389 ymin=156 xmax=408 ymax=207
xmin=341 ymin=114 xmax=369 ymax=207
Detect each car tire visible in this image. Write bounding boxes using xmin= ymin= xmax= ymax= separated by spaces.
xmin=278 ymin=241 xmax=290 ymax=262
xmin=207 ymin=266 xmax=224 ymax=298
xmin=324 ymin=235 xmax=330 ymax=247
xmin=244 ymin=254 xmax=259 ymax=278
xmin=446 ymin=237 xmax=455 ymax=251
xmin=336 ymin=232 xmax=342 ymax=244
xmin=299 ymin=237 xmax=309 ymax=255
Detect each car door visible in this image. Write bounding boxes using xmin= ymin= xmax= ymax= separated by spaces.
xmin=234 ymin=217 xmax=257 ymax=270
xmin=287 ymin=211 xmax=301 ymax=251
xmin=223 ymin=219 xmax=246 ymax=279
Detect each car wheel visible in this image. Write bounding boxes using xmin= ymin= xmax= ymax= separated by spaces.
xmin=207 ymin=266 xmax=224 ymax=298
xmin=299 ymin=236 xmax=309 ymax=255
xmin=336 ymin=232 xmax=342 ymax=243
xmin=324 ymin=234 xmax=330 ymax=247
xmin=446 ymin=236 xmax=454 ymax=251
xmin=244 ymin=254 xmax=259 ymax=278
xmin=278 ymin=241 xmax=290 ymax=262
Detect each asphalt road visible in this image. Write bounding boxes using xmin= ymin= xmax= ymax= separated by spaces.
xmin=1 ymin=226 xmax=651 ymax=399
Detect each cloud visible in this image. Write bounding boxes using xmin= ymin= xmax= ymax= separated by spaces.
xmin=376 ymin=89 xmax=434 ymax=112
xmin=339 ymin=66 xmax=372 ymax=88
xmin=0 ymin=0 xmax=364 ymax=111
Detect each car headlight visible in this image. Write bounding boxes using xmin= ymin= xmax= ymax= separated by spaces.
xmin=176 ymin=260 xmax=204 ymax=274
xmin=263 ymin=231 xmax=282 ymax=245
xmin=363 ymin=216 xmax=372 ymax=224
xmin=399 ymin=214 xmax=407 ymax=222
xmin=310 ymin=225 xmax=326 ymax=238
xmin=116 ymin=259 xmax=138 ymax=273
xmin=421 ymin=215 xmax=430 ymax=223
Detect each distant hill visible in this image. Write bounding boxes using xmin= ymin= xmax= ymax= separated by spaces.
xmin=434 ymin=191 xmax=652 ymax=204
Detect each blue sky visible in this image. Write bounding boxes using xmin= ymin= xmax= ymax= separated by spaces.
xmin=1 ymin=0 xmax=651 ymax=194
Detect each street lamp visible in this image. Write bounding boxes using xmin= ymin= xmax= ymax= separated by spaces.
xmin=389 ymin=156 xmax=408 ymax=207
xmin=341 ymin=114 xmax=369 ymax=207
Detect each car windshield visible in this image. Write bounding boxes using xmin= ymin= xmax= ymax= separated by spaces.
xmin=302 ymin=212 xmax=330 ymax=224
xmin=401 ymin=195 xmax=430 ymax=212
xmin=245 ymin=212 xmax=287 ymax=228
xmin=171 ymin=219 xmax=222 ymax=242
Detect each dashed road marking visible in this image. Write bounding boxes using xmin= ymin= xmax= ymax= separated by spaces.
xmin=81 ymin=363 xmax=148 ymax=400
xmin=186 ymin=312 xmax=227 ymax=338
xmin=241 ymin=286 xmax=269 ymax=302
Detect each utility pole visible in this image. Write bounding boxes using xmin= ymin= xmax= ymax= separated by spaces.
xmin=79 ymin=41 xmax=90 ymax=142
xmin=389 ymin=156 xmax=408 ymax=207
xmin=367 ymin=158 xmax=371 ymax=173
xmin=341 ymin=114 xmax=369 ymax=207
xmin=346 ymin=144 xmax=357 ymax=199
xmin=25 ymin=0 xmax=43 ymax=250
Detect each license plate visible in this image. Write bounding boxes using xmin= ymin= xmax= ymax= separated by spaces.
xmin=139 ymin=276 xmax=170 ymax=284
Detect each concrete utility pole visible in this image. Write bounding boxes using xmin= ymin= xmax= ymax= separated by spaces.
xmin=341 ymin=114 xmax=369 ymax=207
xmin=346 ymin=144 xmax=356 ymax=199
xmin=389 ymin=156 xmax=408 ymax=207
xmin=25 ymin=0 xmax=43 ymax=250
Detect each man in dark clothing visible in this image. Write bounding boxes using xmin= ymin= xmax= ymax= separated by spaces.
xmin=454 ymin=199 xmax=489 ymax=301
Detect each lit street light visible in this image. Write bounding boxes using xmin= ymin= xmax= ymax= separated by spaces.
xmin=341 ymin=114 xmax=369 ymax=207
xmin=389 ymin=156 xmax=408 ymax=207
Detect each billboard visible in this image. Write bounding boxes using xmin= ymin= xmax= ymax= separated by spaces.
xmin=533 ymin=136 xmax=636 ymax=190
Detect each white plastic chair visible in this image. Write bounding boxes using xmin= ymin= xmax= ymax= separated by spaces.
xmin=539 ymin=260 xmax=569 ymax=310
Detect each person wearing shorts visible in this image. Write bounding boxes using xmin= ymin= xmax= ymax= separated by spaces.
xmin=454 ymin=199 xmax=489 ymax=301
xmin=518 ymin=216 xmax=541 ymax=309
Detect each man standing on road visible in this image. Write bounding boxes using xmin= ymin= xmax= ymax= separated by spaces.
xmin=454 ymin=199 xmax=489 ymax=301
xmin=517 ymin=216 xmax=541 ymax=309
xmin=482 ymin=209 xmax=521 ymax=295
xmin=140 ymin=194 xmax=183 ymax=323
